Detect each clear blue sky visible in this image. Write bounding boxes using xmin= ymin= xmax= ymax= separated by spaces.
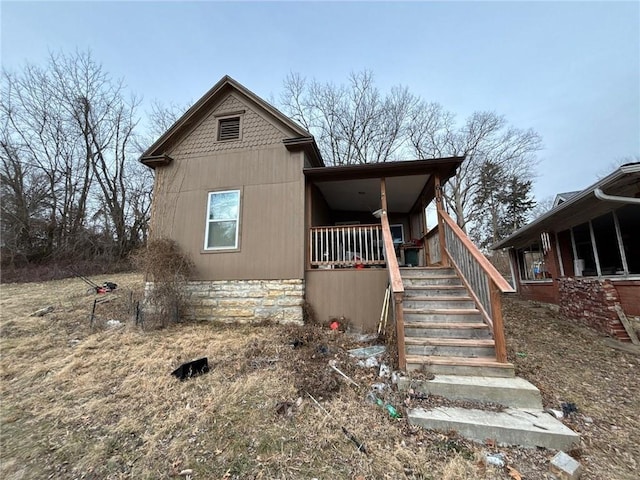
xmin=2 ymin=1 xmax=639 ymax=203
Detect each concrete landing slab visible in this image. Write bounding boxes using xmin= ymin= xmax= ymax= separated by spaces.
xmin=408 ymin=407 xmax=580 ymax=450
xmin=398 ymin=375 xmax=543 ymax=409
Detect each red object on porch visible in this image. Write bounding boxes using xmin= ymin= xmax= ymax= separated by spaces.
xmin=329 ymin=320 xmax=340 ymax=330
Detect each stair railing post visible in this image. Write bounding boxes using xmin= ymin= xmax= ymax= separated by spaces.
xmin=394 ymin=292 xmax=406 ymax=370
xmin=489 ymin=281 xmax=508 ymax=363
xmin=434 ymin=173 xmax=449 ymax=267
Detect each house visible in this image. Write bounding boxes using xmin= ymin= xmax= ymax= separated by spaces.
xmin=140 ymin=75 xmax=514 ymax=372
xmin=492 ymin=163 xmax=640 ymax=341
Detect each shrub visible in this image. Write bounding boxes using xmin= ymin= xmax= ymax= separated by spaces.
xmin=131 ymin=239 xmax=194 ymax=328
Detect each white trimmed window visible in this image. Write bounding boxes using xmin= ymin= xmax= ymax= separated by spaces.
xmin=204 ymin=190 xmax=241 ymax=250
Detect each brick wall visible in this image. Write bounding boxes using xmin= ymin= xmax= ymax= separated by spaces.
xmin=147 ymin=279 xmax=304 ymax=325
xmin=558 ymin=277 xmax=630 ymax=341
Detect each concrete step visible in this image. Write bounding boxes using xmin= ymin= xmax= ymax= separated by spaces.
xmin=405 ymin=321 xmax=492 ymax=339
xmin=398 ymin=375 xmax=543 ymax=410
xmin=405 ymin=337 xmax=496 ymax=357
xmin=408 ymin=407 xmax=580 ymax=450
xmin=404 ymin=285 xmax=469 ymax=297
xmin=400 ymin=267 xmax=455 ymax=277
xmin=405 ymin=355 xmax=515 ymax=377
xmin=404 ymin=296 xmax=476 ymax=310
xmin=402 ymin=275 xmax=461 ymax=287
xmin=404 ymin=309 xmax=484 ymax=324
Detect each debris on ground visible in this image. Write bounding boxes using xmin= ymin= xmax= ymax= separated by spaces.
xmin=506 ymin=465 xmax=523 ymax=479
xmin=561 ymin=402 xmax=578 ymax=417
xmin=483 ymin=452 xmax=506 ymax=468
xmin=329 ymin=360 xmax=360 ymax=387
xmin=349 ymin=345 xmax=386 ymax=368
xmin=348 ymin=345 xmax=386 ymax=358
xmin=342 ymin=426 xmax=368 ymax=455
xmin=105 ymin=319 xmax=123 ymax=329
xmin=171 ymin=357 xmax=210 ymax=380
xmin=549 ymin=451 xmax=583 ymax=480
xmin=30 ymin=306 xmax=54 ymax=317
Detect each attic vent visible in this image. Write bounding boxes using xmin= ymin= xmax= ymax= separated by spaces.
xmin=217 ymin=117 xmax=241 ymax=141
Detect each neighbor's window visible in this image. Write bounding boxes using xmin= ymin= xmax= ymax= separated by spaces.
xmin=217 ymin=116 xmax=241 ymax=141
xmin=204 ymin=190 xmax=240 ymax=250
xmin=517 ymin=242 xmax=549 ymax=281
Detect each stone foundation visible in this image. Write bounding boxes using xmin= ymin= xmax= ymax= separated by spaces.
xmin=160 ymin=279 xmax=305 ymax=325
xmin=558 ymin=277 xmax=630 ymax=341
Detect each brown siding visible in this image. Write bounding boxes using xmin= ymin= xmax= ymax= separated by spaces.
xmin=171 ymin=94 xmax=287 ymax=157
xmin=151 ymin=127 xmax=305 ymax=280
xmin=306 ymin=269 xmax=388 ymax=332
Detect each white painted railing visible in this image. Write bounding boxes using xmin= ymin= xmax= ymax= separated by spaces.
xmin=310 ymin=224 xmax=385 ymax=267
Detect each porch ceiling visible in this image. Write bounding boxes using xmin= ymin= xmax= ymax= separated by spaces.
xmin=304 ymin=156 xmax=465 ymax=213
xmin=313 ymin=175 xmax=430 ymax=212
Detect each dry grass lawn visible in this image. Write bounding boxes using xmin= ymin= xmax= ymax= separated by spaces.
xmin=1 ymin=275 xmax=638 ymax=479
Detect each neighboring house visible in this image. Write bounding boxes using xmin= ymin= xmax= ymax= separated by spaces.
xmin=493 ymin=163 xmax=640 ymax=341
xmin=141 ymin=75 xmax=514 ymax=372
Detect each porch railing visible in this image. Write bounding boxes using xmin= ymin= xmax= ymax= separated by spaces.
xmin=440 ymin=210 xmax=515 ymax=362
xmin=309 ymin=224 xmax=385 ymax=267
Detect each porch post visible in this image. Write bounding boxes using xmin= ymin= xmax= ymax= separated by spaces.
xmin=305 ymin=182 xmax=312 ymax=270
xmin=434 ymin=173 xmax=449 ymax=267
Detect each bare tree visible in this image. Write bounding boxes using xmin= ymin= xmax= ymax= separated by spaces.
xmin=280 ymin=71 xmax=417 ymax=165
xmin=1 ymin=50 xmax=152 ymax=264
xmin=280 ymin=71 xmax=541 ymax=234
xmin=410 ymin=108 xmax=542 ymax=232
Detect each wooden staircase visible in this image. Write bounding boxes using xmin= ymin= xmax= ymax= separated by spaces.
xmin=401 ymin=267 xmax=514 ymax=377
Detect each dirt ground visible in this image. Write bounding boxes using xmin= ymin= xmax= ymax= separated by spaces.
xmin=1 ymin=275 xmax=638 ymax=479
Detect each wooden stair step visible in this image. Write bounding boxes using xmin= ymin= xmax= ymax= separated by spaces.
xmin=405 ymin=355 xmax=515 ymax=377
xmin=402 ymin=274 xmax=458 ymax=279
xmin=404 ymin=285 xmax=467 ymax=290
xmin=404 ymin=337 xmax=495 ymax=347
xmin=405 ymin=355 xmax=512 ymax=368
xmin=404 ymin=321 xmax=489 ymax=329
xmin=404 ymin=296 xmax=472 ymax=301
xmin=403 ymin=308 xmax=481 ymax=315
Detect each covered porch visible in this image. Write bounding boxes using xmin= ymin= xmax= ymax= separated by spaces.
xmin=303 ymin=157 xmax=515 ymax=371
xmin=304 ymin=158 xmax=461 ymax=271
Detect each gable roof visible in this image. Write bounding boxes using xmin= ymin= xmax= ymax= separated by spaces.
xmin=552 ymin=190 xmax=581 ymax=207
xmin=140 ymin=75 xmax=323 ymax=167
xmin=492 ymin=162 xmax=640 ymax=250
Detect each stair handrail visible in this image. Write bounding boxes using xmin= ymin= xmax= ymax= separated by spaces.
xmin=380 ymin=179 xmax=406 ymax=370
xmin=439 ymin=209 xmax=514 ymax=363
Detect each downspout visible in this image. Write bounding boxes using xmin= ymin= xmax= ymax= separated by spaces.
xmin=594 ymin=188 xmax=640 ymax=204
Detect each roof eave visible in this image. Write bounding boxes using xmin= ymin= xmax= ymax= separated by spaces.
xmin=283 ymin=137 xmax=325 ymax=167
xmin=303 ymin=156 xmax=465 ymax=182
xmin=491 ymin=162 xmax=640 ymax=250
xmin=140 ymin=153 xmax=174 ymax=169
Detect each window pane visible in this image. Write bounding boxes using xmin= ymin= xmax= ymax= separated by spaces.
xmin=209 ymin=191 xmax=239 ymax=221
xmin=207 ymin=221 xmax=237 ymax=249
xmin=517 ymin=243 xmax=547 ymax=281
xmin=572 ymin=223 xmax=595 ymax=276
xmin=592 ymin=212 xmax=623 ymax=275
